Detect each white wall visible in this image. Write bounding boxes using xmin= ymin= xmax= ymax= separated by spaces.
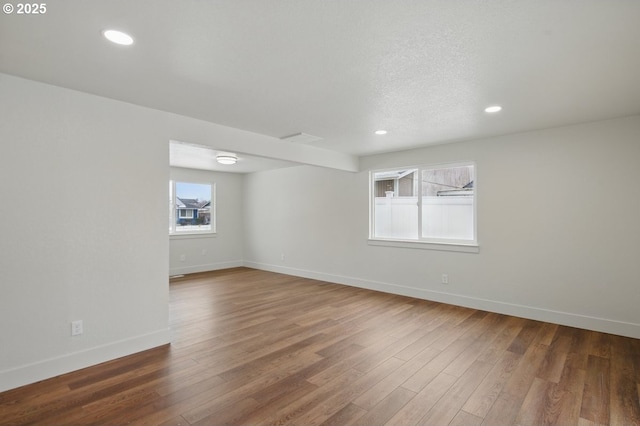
xmin=244 ymin=116 xmax=640 ymax=338
xmin=0 ymin=74 xmax=171 ymax=392
xmin=170 ymin=167 xmax=244 ymax=275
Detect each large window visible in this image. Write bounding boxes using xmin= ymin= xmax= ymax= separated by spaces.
xmin=370 ymin=162 xmax=476 ymax=245
xmin=169 ymin=181 xmax=215 ymax=235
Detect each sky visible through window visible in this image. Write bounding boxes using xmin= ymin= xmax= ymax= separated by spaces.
xmin=176 ymin=182 xmax=210 ymax=201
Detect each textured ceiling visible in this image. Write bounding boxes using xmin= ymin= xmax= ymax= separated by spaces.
xmin=2 ymin=0 xmax=639 ymax=158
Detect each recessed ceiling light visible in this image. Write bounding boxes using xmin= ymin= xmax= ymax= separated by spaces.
xmin=216 ymin=154 xmax=237 ymax=165
xmin=484 ymin=105 xmax=502 ymax=113
xmin=103 ymin=29 xmax=134 ymax=46
xmin=375 ymin=130 xmax=388 ymax=135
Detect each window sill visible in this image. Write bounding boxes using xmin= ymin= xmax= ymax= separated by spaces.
xmin=367 ymin=238 xmax=479 ymax=253
xmin=170 ymin=232 xmax=217 ymax=240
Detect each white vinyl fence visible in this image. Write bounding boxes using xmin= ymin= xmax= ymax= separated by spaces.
xmin=374 ymin=196 xmax=474 ymax=240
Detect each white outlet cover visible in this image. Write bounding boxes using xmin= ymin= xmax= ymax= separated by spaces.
xmin=71 ymin=320 xmax=83 ymax=336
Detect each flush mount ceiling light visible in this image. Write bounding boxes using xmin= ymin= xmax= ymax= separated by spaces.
xmin=484 ymin=105 xmax=502 ymax=113
xmin=375 ymin=130 xmax=388 ymax=135
xmin=103 ymin=29 xmax=134 ymax=46
xmin=216 ymin=154 xmax=237 ymax=165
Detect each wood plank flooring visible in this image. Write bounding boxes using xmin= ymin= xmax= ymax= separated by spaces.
xmin=1 ymin=267 xmax=639 ymax=425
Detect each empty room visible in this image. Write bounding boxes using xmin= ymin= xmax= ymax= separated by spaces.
xmin=1 ymin=1 xmax=639 ymax=425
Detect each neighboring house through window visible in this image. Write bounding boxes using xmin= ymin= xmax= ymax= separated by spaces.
xmin=169 ymin=181 xmax=215 ymax=235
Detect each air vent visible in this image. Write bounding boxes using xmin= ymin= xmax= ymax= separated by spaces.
xmin=280 ymin=132 xmax=323 ymax=144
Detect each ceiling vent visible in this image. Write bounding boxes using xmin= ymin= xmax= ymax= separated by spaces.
xmin=280 ymin=132 xmax=323 ymax=144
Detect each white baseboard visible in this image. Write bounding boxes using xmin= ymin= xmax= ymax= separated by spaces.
xmin=0 ymin=328 xmax=170 ymax=393
xmin=169 ymin=260 xmax=243 ymax=276
xmin=244 ymin=261 xmax=640 ymax=339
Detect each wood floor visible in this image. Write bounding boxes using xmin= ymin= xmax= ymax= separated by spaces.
xmin=1 ymin=268 xmax=639 ymax=425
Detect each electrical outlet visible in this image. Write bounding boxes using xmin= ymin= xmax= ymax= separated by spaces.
xmin=180 ymin=254 xmax=186 ymax=262
xmin=441 ymin=274 xmax=449 ymax=284
xmin=71 ymin=320 xmax=83 ymax=336
xmin=201 ymin=249 xmax=207 ymax=256
xmin=281 ymin=253 xmax=285 ymax=261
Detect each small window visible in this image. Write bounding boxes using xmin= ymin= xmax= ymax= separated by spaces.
xmin=169 ymin=181 xmax=215 ymax=235
xmin=370 ymin=163 xmax=476 ymax=245
xmin=178 ymin=209 xmax=193 ymax=219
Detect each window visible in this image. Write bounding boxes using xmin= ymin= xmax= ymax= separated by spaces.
xmin=370 ymin=162 xmax=476 ymax=246
xmin=178 ymin=209 xmax=193 ymax=219
xmin=169 ymin=181 xmax=215 ymax=235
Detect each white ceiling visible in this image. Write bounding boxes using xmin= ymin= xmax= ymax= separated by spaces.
xmin=2 ymin=0 xmax=640 ymax=163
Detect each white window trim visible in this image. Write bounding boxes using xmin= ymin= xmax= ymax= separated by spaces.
xmin=170 ymin=233 xmax=218 ymax=240
xmin=369 ymin=161 xmax=478 ymax=251
xmin=367 ymin=238 xmax=479 ymax=253
xmin=170 ymin=180 xmax=216 ymax=237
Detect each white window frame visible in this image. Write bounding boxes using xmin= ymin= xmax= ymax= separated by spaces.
xmin=170 ymin=180 xmax=216 ymax=237
xmin=368 ymin=161 xmax=478 ymax=252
